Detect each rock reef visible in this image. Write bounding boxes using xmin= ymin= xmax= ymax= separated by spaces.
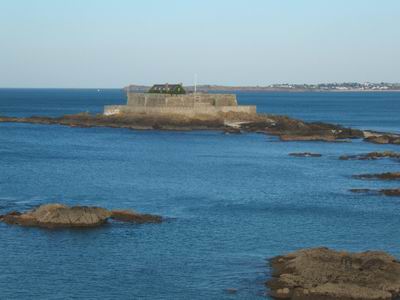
xmin=266 ymin=247 xmax=400 ymax=300
xmin=239 ymin=115 xmax=364 ymax=142
xmin=0 ymin=203 xmax=162 ymax=228
xmin=0 ymin=112 xmax=365 ymax=142
xmin=289 ymin=152 xmax=322 ymax=157
xmin=364 ymin=135 xmax=400 ymax=145
xmin=2 ymin=112 xmax=399 ymax=145
xmin=340 ymin=151 xmax=400 ymax=161
xmin=350 ymin=188 xmax=400 ymax=196
xmin=353 ymin=172 xmax=400 ymax=180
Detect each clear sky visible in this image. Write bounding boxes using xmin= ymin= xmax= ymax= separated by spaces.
xmin=0 ymin=0 xmax=399 ymax=88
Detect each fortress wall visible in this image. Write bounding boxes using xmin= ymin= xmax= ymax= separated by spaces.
xmin=127 ymin=93 xmax=238 ymax=108
xmin=108 ymin=92 xmax=253 ymax=117
xmin=127 ymin=93 xmax=147 ymax=106
xmin=165 ymin=95 xmax=195 ymax=107
xmin=211 ymin=94 xmax=238 ymax=106
xmin=104 ymin=105 xmax=256 ymax=116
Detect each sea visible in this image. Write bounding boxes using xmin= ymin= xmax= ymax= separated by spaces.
xmin=0 ymin=89 xmax=399 ymax=299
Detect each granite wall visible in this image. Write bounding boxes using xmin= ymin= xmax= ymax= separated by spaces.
xmin=127 ymin=93 xmax=238 ymax=108
xmin=104 ymin=92 xmax=256 ymax=116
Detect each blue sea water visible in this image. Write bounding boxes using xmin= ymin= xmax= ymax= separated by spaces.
xmin=0 ymin=89 xmax=399 ymax=299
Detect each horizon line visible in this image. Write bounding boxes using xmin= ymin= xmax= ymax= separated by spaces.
xmin=1 ymin=81 xmax=400 ymax=90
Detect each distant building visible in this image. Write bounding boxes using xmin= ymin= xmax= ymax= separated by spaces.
xmin=148 ymin=83 xmax=186 ymax=95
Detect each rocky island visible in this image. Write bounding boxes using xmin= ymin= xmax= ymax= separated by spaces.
xmin=266 ymin=247 xmax=400 ymax=300
xmin=0 ymin=203 xmax=162 ymax=228
xmin=0 ymin=83 xmax=398 ymax=145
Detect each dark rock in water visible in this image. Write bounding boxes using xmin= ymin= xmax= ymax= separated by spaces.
xmin=364 ymin=135 xmax=391 ymax=144
xmin=111 ymin=210 xmax=162 ymax=223
xmin=1 ymin=204 xmax=110 ymax=228
xmin=266 ymin=247 xmax=400 ymax=300
xmin=381 ymin=189 xmax=400 ymax=196
xmin=350 ymin=188 xmax=374 ymax=194
xmin=224 ymin=288 xmax=238 ymax=294
xmin=281 ymin=135 xmax=336 ymax=142
xmin=257 ymin=117 xmax=364 ymax=142
xmin=350 ymin=188 xmax=400 ymax=196
xmin=0 ymin=112 xmax=366 ymax=142
xmin=353 ymin=172 xmax=400 ymax=180
xmin=152 ymin=123 xmax=162 ymax=130
xmin=364 ymin=135 xmax=400 ymax=145
xmin=0 ymin=204 xmax=162 ymax=228
xmin=223 ymin=126 xmax=241 ymax=134
xmin=340 ymin=151 xmax=400 ymax=161
xmin=289 ymin=152 xmax=322 ymax=157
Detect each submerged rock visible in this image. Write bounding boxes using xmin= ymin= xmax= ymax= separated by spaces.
xmin=340 ymin=151 xmax=400 ymax=161
xmin=353 ymin=172 xmax=400 ymax=180
xmin=111 ymin=209 xmax=162 ymax=223
xmin=289 ymin=152 xmax=322 ymax=157
xmin=381 ymin=189 xmax=400 ymax=196
xmin=224 ymin=288 xmax=238 ymax=294
xmin=266 ymin=247 xmax=400 ymax=300
xmin=349 ymin=188 xmax=375 ymax=194
xmin=0 ymin=203 xmax=162 ymax=228
xmin=350 ymin=188 xmax=400 ymax=196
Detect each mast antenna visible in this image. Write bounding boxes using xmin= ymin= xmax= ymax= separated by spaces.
xmin=194 ymin=73 xmax=197 ymax=94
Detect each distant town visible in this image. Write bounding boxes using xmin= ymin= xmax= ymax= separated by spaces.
xmin=126 ymin=82 xmax=400 ymax=93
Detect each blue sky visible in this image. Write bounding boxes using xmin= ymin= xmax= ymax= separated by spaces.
xmin=0 ymin=0 xmax=399 ymax=88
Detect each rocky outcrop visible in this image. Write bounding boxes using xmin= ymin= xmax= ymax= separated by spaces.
xmin=240 ymin=116 xmax=364 ymax=142
xmin=381 ymin=189 xmax=400 ymax=196
xmin=0 ymin=113 xmax=226 ymax=131
xmin=223 ymin=126 xmax=241 ymax=134
xmin=353 ymin=172 xmax=400 ymax=180
xmin=350 ymin=189 xmax=400 ymax=196
xmin=110 ymin=210 xmax=162 ymax=223
xmin=0 ymin=204 xmax=162 ymax=228
xmin=364 ymin=135 xmax=400 ymax=145
xmin=0 ymin=112 xmax=365 ymax=142
xmin=340 ymin=151 xmax=400 ymax=161
xmin=266 ymin=247 xmax=400 ymax=300
xmin=289 ymin=152 xmax=322 ymax=157
xmin=4 ymin=112 xmax=400 ymax=144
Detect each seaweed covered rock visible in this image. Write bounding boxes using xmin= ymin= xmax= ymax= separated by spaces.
xmin=1 ymin=203 xmax=162 ymax=228
xmin=353 ymin=172 xmax=400 ymax=180
xmin=0 ymin=112 xmax=366 ymax=142
xmin=340 ymin=151 xmax=400 ymax=161
xmin=111 ymin=209 xmax=162 ymax=223
xmin=239 ymin=115 xmax=364 ymax=142
xmin=364 ymin=135 xmax=400 ymax=145
xmin=350 ymin=188 xmax=400 ymax=196
xmin=266 ymin=247 xmax=400 ymax=300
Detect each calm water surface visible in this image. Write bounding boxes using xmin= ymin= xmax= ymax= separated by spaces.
xmin=0 ymin=90 xmax=399 ymax=299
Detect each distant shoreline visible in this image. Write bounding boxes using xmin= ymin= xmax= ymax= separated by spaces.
xmin=125 ymin=84 xmax=400 ymax=93
xmin=1 ymin=87 xmax=400 ymax=92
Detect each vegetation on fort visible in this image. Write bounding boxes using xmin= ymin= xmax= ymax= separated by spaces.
xmin=148 ymin=84 xmax=186 ymax=95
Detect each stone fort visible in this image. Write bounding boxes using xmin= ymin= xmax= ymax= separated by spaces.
xmin=104 ymin=84 xmax=256 ymax=117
